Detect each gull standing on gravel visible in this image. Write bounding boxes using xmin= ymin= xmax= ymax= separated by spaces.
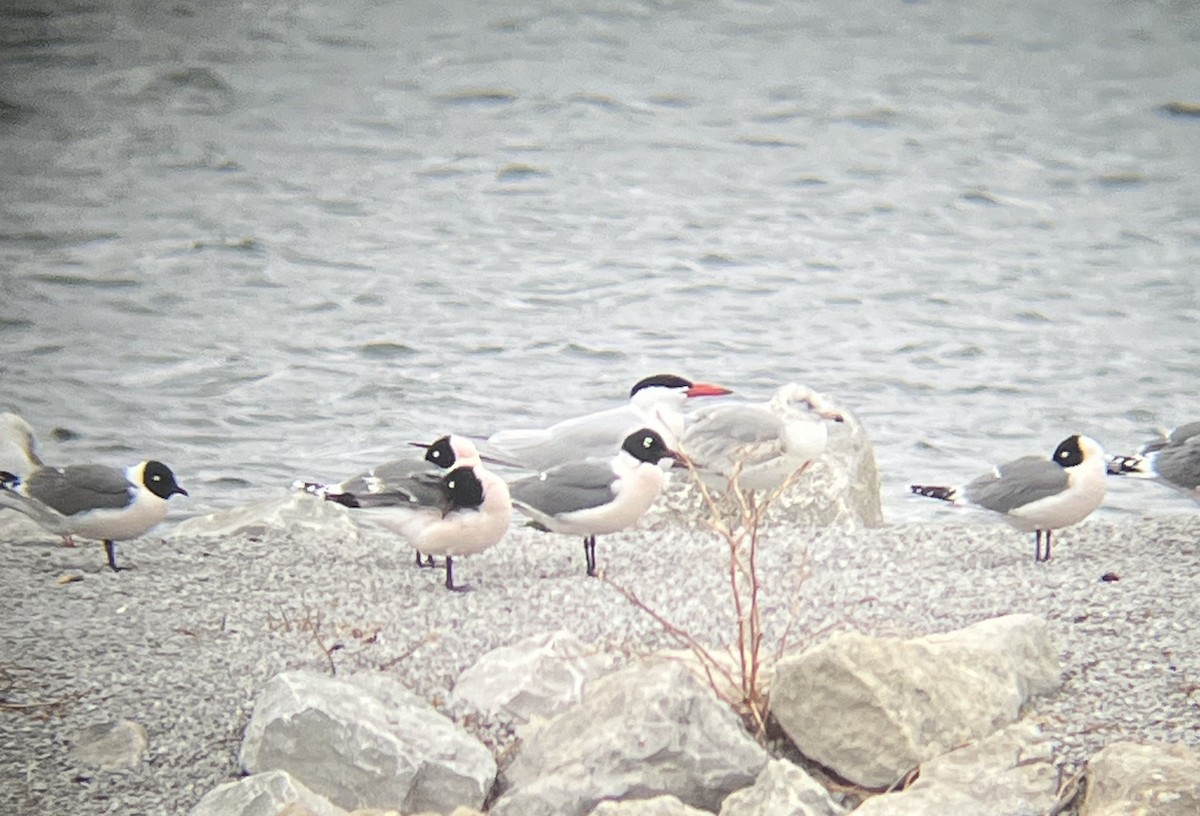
xmin=0 ymin=459 xmax=188 ymax=571
xmin=681 ymin=383 xmax=845 ymax=494
xmin=1108 ymin=421 xmax=1200 ymax=502
xmin=308 ymin=436 xmax=512 ymax=591
xmin=299 ymin=434 xmax=484 ymax=568
xmin=486 ymin=373 xmax=731 ymax=471
xmin=508 ymin=428 xmax=683 ymax=577
xmin=910 ymin=434 xmax=1108 ymax=562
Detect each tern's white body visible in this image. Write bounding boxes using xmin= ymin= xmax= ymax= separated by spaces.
xmin=488 ymin=376 xmax=731 ymax=471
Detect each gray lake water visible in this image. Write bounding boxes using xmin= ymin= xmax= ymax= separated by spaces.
xmin=2 ymin=0 xmax=1198 ymax=525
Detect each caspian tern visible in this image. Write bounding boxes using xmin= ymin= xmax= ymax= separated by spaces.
xmin=681 ymin=383 xmax=845 ymax=493
xmin=0 ymin=460 xmax=188 ymax=571
xmin=910 ymin=434 xmax=1107 ymax=562
xmin=486 ymin=374 xmax=731 ymax=471
xmin=508 ymin=428 xmax=683 ymax=577
xmin=307 ymin=436 xmax=512 ymax=591
xmin=1108 ymin=421 xmax=1200 ymax=501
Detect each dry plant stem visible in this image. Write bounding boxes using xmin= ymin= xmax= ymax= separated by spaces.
xmin=601 ymin=575 xmax=740 ymax=710
xmin=679 ymin=456 xmax=811 ymax=735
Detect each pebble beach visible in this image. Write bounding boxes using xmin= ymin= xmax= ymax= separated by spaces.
xmin=2 ymin=508 xmax=1198 ymax=815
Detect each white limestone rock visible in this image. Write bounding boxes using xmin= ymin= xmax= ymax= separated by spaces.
xmin=718 ymin=758 xmax=845 ymax=816
xmin=1080 ymin=741 xmax=1200 ymax=816
xmin=451 ymin=630 xmax=617 ymax=729
xmin=771 ymin=614 xmax=1061 ymax=788
xmin=646 ymin=387 xmax=883 ymax=530
xmin=851 ymin=720 xmax=1059 ymax=816
xmin=72 ymin=719 xmax=149 ymax=772
xmin=490 ymin=659 xmax=769 ymax=816
xmin=589 ymin=795 xmax=714 ymax=816
xmin=239 ymin=670 xmax=495 ymax=813
xmin=171 ymin=491 xmax=358 ymax=541
xmin=189 ymin=770 xmax=348 ymax=816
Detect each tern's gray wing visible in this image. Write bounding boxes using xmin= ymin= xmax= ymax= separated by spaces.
xmin=683 ymin=406 xmax=785 ymax=471
xmin=24 ymin=465 xmax=133 ymax=516
xmin=509 ymin=461 xmax=617 ymax=516
xmin=1155 ymin=438 xmax=1200 ymax=492
xmin=963 ymin=456 xmax=1068 ymax=514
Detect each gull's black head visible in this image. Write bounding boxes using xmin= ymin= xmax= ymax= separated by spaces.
xmin=143 ymin=460 xmax=188 ymax=499
xmin=443 ymin=466 xmax=484 ymax=510
xmin=1053 ymin=436 xmax=1085 ymax=468
xmin=621 ymin=428 xmax=683 ymax=466
xmin=424 ymin=435 xmax=456 ymax=468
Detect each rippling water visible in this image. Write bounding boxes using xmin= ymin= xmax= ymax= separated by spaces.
xmin=2 ymin=0 xmax=1198 ymax=525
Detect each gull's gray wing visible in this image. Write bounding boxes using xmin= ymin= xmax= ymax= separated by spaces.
xmin=340 ymin=468 xmax=448 ymax=510
xmin=24 ymin=465 xmax=134 ymax=516
xmin=1155 ymin=437 xmax=1200 ymax=492
xmin=509 ymin=461 xmax=617 ymax=516
xmin=963 ymin=456 xmax=1068 ymax=514
xmin=334 ymin=453 xmax=431 ymax=496
xmin=683 ymin=406 xmax=784 ymax=472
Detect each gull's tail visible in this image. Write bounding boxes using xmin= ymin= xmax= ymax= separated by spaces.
xmin=910 ymin=484 xmax=959 ymax=503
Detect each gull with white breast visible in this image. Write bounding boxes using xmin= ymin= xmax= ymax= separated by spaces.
xmin=0 ymin=459 xmax=188 ymax=571
xmin=487 ymin=373 xmax=731 ymax=471
xmin=299 ymin=434 xmax=483 ymax=568
xmin=508 ymin=427 xmax=683 ymax=577
xmin=308 ymin=435 xmax=511 ymax=591
xmin=1108 ymin=421 xmax=1200 ymax=502
xmin=910 ymin=434 xmax=1108 ymax=562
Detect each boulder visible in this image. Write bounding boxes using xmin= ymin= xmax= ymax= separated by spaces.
xmin=72 ymin=719 xmax=149 ymax=771
xmin=189 ymin=770 xmax=348 ymax=816
xmin=590 ymin=795 xmax=713 ymax=816
xmin=171 ymin=491 xmax=358 ymax=540
xmin=239 ymin=670 xmax=495 ymax=813
xmin=771 ymin=614 xmax=1061 ymax=788
xmin=451 ymin=630 xmax=617 ymax=728
xmin=491 ymin=659 xmax=769 ymax=816
xmin=1080 ymin=741 xmax=1200 ymax=816
xmin=851 ymin=720 xmax=1059 ymax=816
xmin=646 ymin=387 xmax=883 ymax=530
xmin=718 ymin=758 xmax=845 ymax=816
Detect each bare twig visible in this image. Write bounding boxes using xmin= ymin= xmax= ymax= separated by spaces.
xmin=601 ymin=575 xmax=740 ymax=708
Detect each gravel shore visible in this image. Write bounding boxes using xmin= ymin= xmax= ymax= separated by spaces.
xmin=2 ymin=510 xmax=1199 ymax=815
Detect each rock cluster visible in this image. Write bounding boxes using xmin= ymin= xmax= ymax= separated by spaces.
xmin=187 ymin=614 xmax=1198 ymax=816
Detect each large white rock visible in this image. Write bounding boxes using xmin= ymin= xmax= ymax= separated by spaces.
xmin=851 ymin=720 xmax=1059 ymax=816
xmin=189 ymin=770 xmax=348 ymax=816
xmin=1080 ymin=741 xmax=1200 ymax=816
xmin=771 ymin=614 xmax=1061 ymax=788
xmin=645 ymin=387 xmax=883 ymax=530
xmin=718 ymin=758 xmax=845 ymax=816
xmin=239 ymin=671 xmax=495 ymax=813
xmin=171 ymin=491 xmax=359 ymax=540
xmin=589 ymin=795 xmax=713 ymax=816
xmin=490 ymin=659 xmax=769 ymax=816
xmin=451 ymin=630 xmax=617 ymax=728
